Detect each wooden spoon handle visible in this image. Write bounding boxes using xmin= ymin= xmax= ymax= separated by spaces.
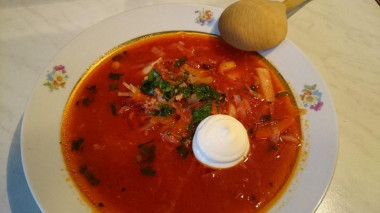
xmin=282 ymin=0 xmax=310 ymax=11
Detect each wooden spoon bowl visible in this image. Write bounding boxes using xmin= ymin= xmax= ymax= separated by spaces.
xmin=218 ymin=0 xmax=308 ymax=51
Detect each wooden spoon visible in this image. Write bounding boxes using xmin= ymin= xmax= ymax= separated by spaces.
xmin=218 ymin=0 xmax=309 ymax=51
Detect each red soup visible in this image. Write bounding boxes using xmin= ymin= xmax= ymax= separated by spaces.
xmin=61 ymin=32 xmax=302 ymax=213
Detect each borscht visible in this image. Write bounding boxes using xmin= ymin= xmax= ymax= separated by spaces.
xmin=61 ymin=32 xmax=303 ymax=212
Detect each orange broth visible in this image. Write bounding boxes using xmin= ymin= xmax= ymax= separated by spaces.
xmin=61 ymin=32 xmax=302 ymax=213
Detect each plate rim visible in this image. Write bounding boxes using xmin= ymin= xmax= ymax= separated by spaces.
xmin=20 ymin=3 xmax=339 ymax=213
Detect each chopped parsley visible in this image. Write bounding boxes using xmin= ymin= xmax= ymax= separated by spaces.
xmin=267 ymin=145 xmax=278 ymax=152
xmin=136 ymin=141 xmax=156 ymax=163
xmin=176 ymin=84 xmax=192 ymax=98
xmin=108 ymin=72 xmax=123 ymax=80
xmin=275 ymin=91 xmax=289 ymax=97
xmin=188 ymin=101 xmax=212 ymax=135
xmin=79 ymin=165 xmax=100 ymax=185
xmin=82 ymin=96 xmax=91 ymax=106
xmin=261 ymin=114 xmax=271 ymax=122
xmin=112 ymin=51 xmax=127 ymax=61
xmin=174 ymin=56 xmax=187 ymax=67
xmin=202 ymin=64 xmax=212 ymax=70
xmin=140 ymin=69 xmax=224 ymax=104
xmin=136 ymin=141 xmax=156 ymax=176
xmin=192 ymin=101 xmax=212 ymax=124
xmin=87 ymin=85 xmax=97 ymax=93
xmin=247 ymin=128 xmax=254 ymax=137
xmin=140 ymin=69 xmax=161 ymax=95
xmin=192 ymin=84 xmax=223 ymax=101
xmin=72 ymin=138 xmax=84 ymax=151
xmin=140 ymin=166 xmax=156 ymax=176
xmin=176 ymin=144 xmax=189 ymax=159
xmin=109 ymin=83 xmax=118 ymax=90
xmin=158 ymin=80 xmax=174 ymax=100
xmin=140 ymin=69 xmax=175 ymax=100
xmin=110 ymin=103 xmax=117 ymax=116
xmin=250 ymin=85 xmax=258 ymax=91
xmin=152 ymin=104 xmax=174 ymax=117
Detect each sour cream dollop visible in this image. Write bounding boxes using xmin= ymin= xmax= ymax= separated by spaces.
xmin=192 ymin=114 xmax=250 ymax=169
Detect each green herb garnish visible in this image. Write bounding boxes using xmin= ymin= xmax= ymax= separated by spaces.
xmin=192 ymin=101 xmax=212 ymax=124
xmin=247 ymin=128 xmax=254 ymax=136
xmin=109 ymin=83 xmax=118 ymax=90
xmin=112 ymin=53 xmax=123 ymax=61
xmin=176 ymin=84 xmax=192 ymax=98
xmin=261 ymin=114 xmax=271 ymax=122
xmin=140 ymin=166 xmax=156 ymax=176
xmin=152 ymin=104 xmax=174 ymax=117
xmin=192 ymin=84 xmax=223 ymax=101
xmin=202 ymin=64 xmax=212 ymax=70
xmin=140 ymin=70 xmax=223 ymax=103
xmin=250 ymin=85 xmax=258 ymax=91
xmin=72 ymin=138 xmax=84 ymax=151
xmin=87 ymin=173 xmax=100 ymax=185
xmin=110 ymin=103 xmax=117 ymax=116
xmin=188 ymin=101 xmax=212 ymax=135
xmin=79 ymin=165 xmax=100 ymax=185
xmin=140 ymin=69 xmax=174 ymax=100
xmin=140 ymin=69 xmax=161 ymax=95
xmin=275 ymin=91 xmax=289 ymax=97
xmin=87 ymin=85 xmax=97 ymax=93
xmin=268 ymin=145 xmax=278 ymax=152
xmin=174 ymin=56 xmax=187 ymax=67
xmin=82 ymin=96 xmax=91 ymax=106
xmin=158 ymin=80 xmax=174 ymax=100
xmin=137 ymin=141 xmax=156 ymax=176
xmin=137 ymin=141 xmax=155 ymax=163
xmin=108 ymin=72 xmax=123 ymax=80
xmin=176 ymin=144 xmax=189 ymax=159
xmin=79 ymin=165 xmax=87 ymax=174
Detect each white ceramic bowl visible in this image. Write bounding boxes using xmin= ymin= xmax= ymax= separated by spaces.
xmin=21 ymin=4 xmax=338 ymax=213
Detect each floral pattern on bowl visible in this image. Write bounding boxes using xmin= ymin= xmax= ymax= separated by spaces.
xmin=195 ymin=9 xmax=213 ymax=26
xmin=43 ymin=65 xmax=68 ymax=91
xmin=300 ymin=84 xmax=324 ymax=111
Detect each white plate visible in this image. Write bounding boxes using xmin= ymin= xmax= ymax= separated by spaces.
xmin=21 ymin=4 xmax=338 ymax=213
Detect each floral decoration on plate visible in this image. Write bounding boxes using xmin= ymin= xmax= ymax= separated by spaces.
xmin=300 ymin=84 xmax=324 ymax=111
xmin=43 ymin=65 xmax=68 ymax=91
xmin=195 ymin=9 xmax=213 ymax=26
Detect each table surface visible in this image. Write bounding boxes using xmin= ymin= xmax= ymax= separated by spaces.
xmin=1 ymin=0 xmax=379 ymax=212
